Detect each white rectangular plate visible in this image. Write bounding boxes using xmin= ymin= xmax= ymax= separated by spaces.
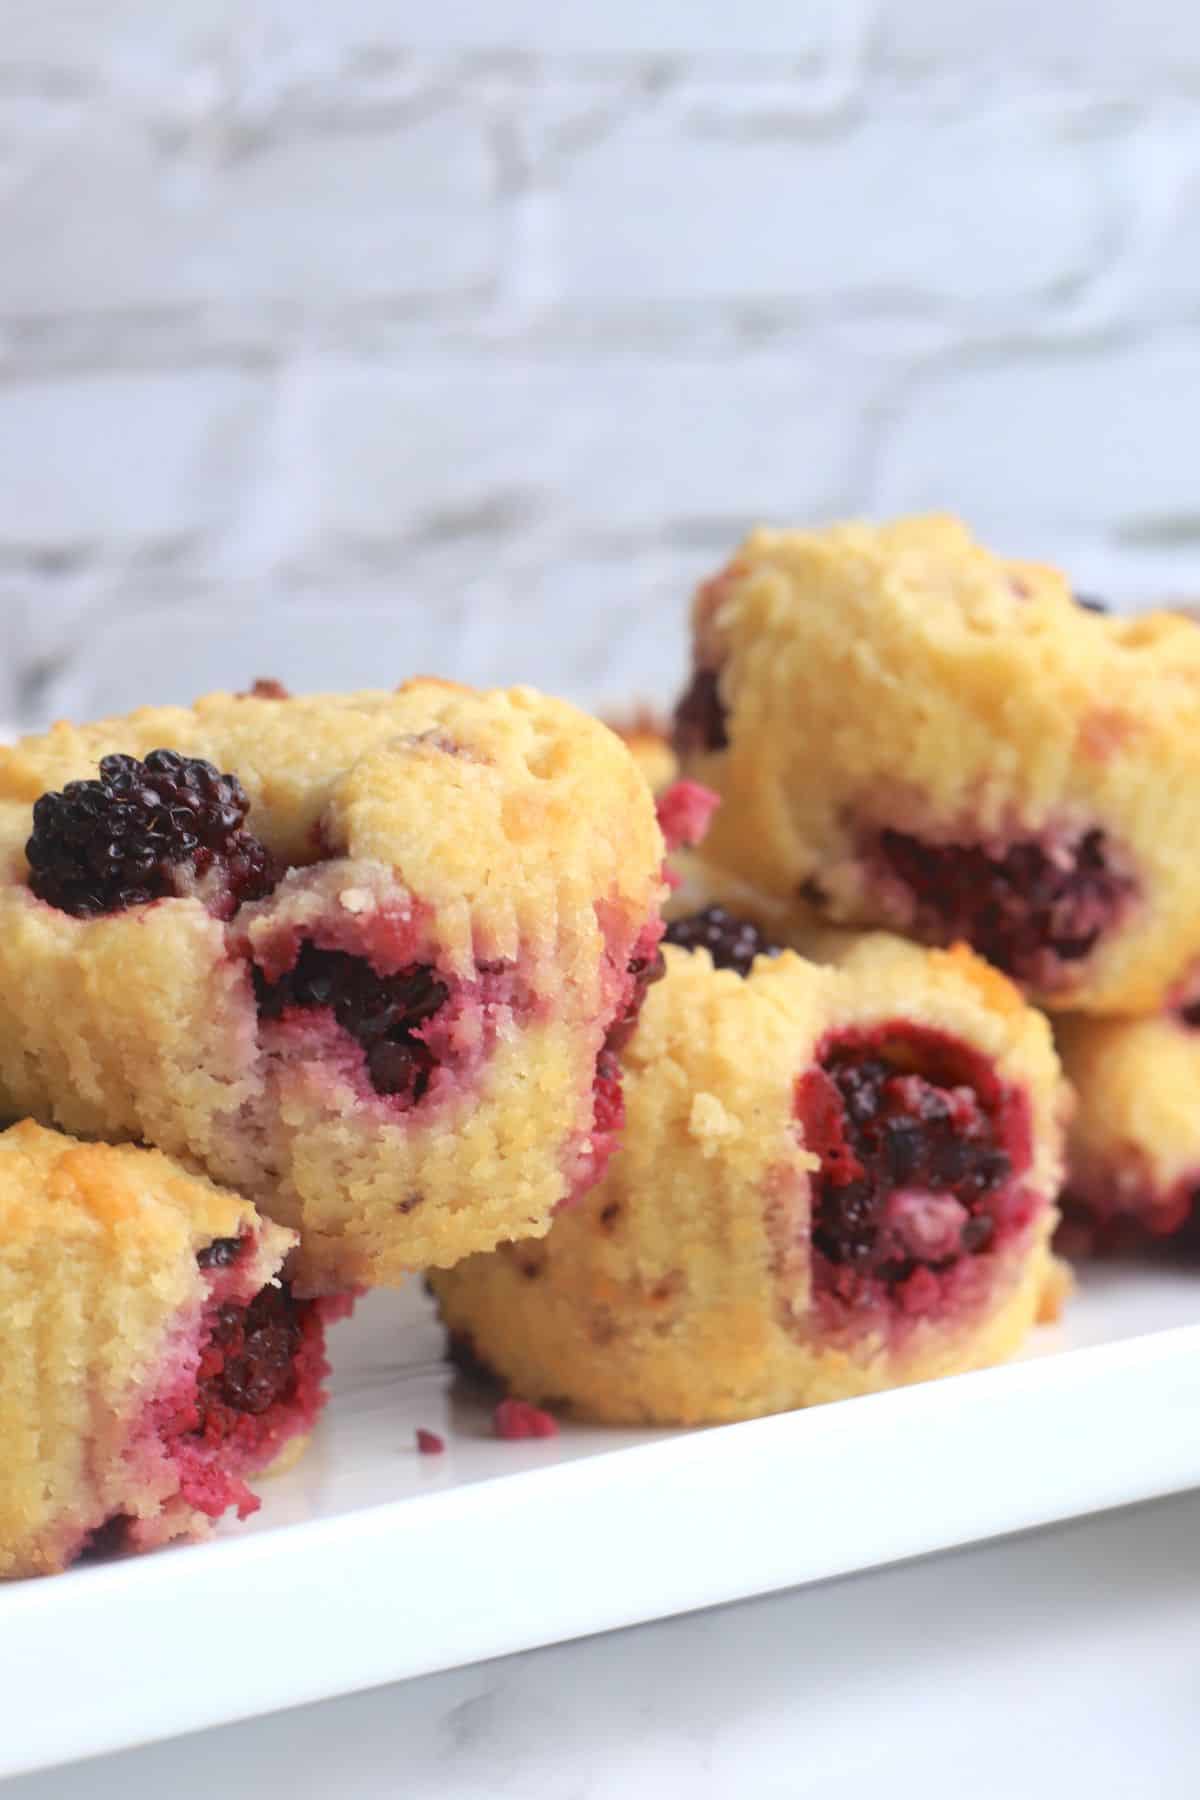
xmin=5 ymin=1261 xmax=1200 ymax=1778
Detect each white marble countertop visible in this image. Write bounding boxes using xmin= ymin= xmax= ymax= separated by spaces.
xmin=11 ymin=1487 xmax=1200 ymax=1800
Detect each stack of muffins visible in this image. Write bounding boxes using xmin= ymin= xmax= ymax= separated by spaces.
xmin=436 ymin=516 xmax=1200 ymax=1422
xmin=0 ymin=682 xmax=668 ymax=1574
xmin=666 ymin=514 xmax=1200 ymax=1250
xmin=5 ymin=515 xmax=1198 ymax=1578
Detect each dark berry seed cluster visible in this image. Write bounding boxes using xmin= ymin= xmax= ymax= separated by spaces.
xmin=255 ymin=943 xmax=449 ymax=1102
xmin=875 ymin=827 xmax=1131 ymax=987
xmin=201 ymin=1282 xmax=307 ymax=1419
xmin=663 ymin=905 xmax=780 ymax=978
xmin=26 ymin=749 xmax=274 ymax=920
xmin=802 ymin=1047 xmax=1011 ymax=1293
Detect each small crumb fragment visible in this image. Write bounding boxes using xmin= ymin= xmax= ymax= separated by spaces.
xmin=655 ymin=780 xmax=720 ymax=853
xmin=687 ymin=1090 xmax=742 ymax=1154
xmin=494 ymin=1397 xmax=559 ymax=1440
xmin=244 ymin=677 xmax=290 ymax=699
xmin=416 ymin=1427 xmax=445 ymax=1455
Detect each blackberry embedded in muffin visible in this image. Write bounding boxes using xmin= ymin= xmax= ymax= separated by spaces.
xmin=431 ymin=933 xmax=1067 ymax=1425
xmin=0 ymin=1122 xmax=348 ymax=1579
xmin=673 ymin=514 xmax=1200 ymax=1013
xmin=0 ymin=683 xmax=667 ymax=1289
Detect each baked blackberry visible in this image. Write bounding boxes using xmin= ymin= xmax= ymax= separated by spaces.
xmin=663 ymin=905 xmax=780 ymax=977
xmin=26 ymin=749 xmax=274 ymax=921
xmin=800 ymin=1040 xmax=1011 ymax=1290
xmin=873 ymin=826 xmax=1131 ymax=987
xmin=254 ymin=944 xmax=449 ymax=1102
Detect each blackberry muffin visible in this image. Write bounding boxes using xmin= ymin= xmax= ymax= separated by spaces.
xmin=0 ymin=1121 xmax=343 ymax=1579
xmin=1057 ymin=1008 xmax=1200 ymax=1239
xmin=672 ymin=514 xmax=1200 ymax=1013
xmin=0 ymin=683 xmax=667 ymax=1290
xmin=431 ymin=929 xmax=1066 ymax=1425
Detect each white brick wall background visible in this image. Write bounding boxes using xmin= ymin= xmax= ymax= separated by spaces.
xmin=2 ymin=1 xmax=1200 ymax=729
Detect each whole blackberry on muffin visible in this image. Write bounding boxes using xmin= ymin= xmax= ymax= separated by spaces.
xmin=672 ymin=514 xmax=1200 ymax=1014
xmin=0 ymin=1122 xmax=347 ymax=1579
xmin=26 ymin=748 xmax=274 ymax=919
xmin=431 ymin=931 xmax=1067 ymax=1425
xmin=0 ymin=682 xmax=667 ymax=1290
xmin=662 ymin=903 xmax=780 ymax=977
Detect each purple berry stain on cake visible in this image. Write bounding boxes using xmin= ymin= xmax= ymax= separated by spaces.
xmin=565 ymin=919 xmax=667 ymax=1206
xmin=796 ymin=1024 xmax=1034 ymax=1314
xmin=868 ymin=826 xmax=1134 ymax=991
xmin=603 ymin=940 xmax=667 ymax=1056
xmin=26 ymin=749 xmax=275 ymax=920
xmin=136 ymin=1268 xmax=345 ymax=1532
